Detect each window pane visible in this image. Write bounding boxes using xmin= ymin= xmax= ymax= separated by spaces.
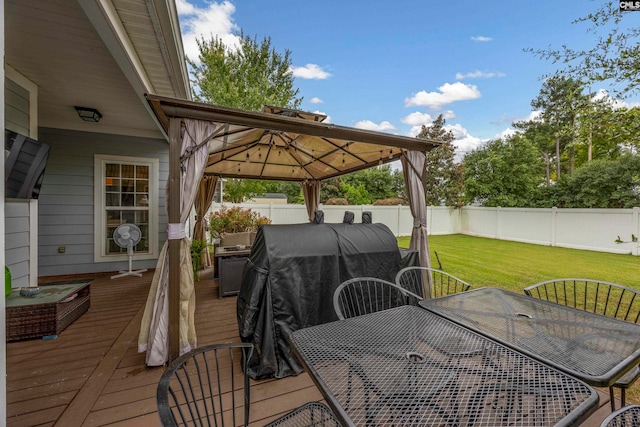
xmin=122 ymin=211 xmax=136 ymax=224
xmin=122 ymin=165 xmax=134 ymax=178
xmin=106 ymin=163 xmax=120 ymax=178
xmin=105 ymin=178 xmax=120 ymax=192
xmin=121 ymin=179 xmax=134 ymax=192
xmin=121 ymin=193 xmax=135 ymax=206
xmin=135 ymin=180 xmax=148 ymax=192
xmin=136 ymin=194 xmax=149 ymax=206
xmin=106 ymin=192 xmax=120 ymax=207
xmin=136 ymin=166 xmax=149 ymax=179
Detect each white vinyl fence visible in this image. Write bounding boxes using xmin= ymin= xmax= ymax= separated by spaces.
xmin=207 ymin=203 xmax=640 ymax=256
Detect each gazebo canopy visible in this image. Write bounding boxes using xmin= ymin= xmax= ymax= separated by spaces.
xmin=140 ymin=94 xmax=439 ymax=365
xmin=146 ymin=94 xmax=440 ymax=181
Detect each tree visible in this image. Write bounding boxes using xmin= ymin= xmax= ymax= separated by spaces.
xmin=526 ymin=1 xmax=640 ymax=98
xmin=260 ymin=180 xmax=303 ymax=203
xmin=513 ymin=119 xmax=556 ymax=185
xmin=222 ymin=179 xmax=266 ymax=203
xmin=416 ymin=114 xmax=465 ymax=206
xmin=553 ymin=153 xmax=640 ymax=208
xmin=463 ymin=135 xmax=545 ymax=207
xmin=189 ymin=32 xmax=304 ymax=202
xmin=529 ymin=76 xmax=588 ymax=179
xmin=189 ymin=33 xmax=302 ymax=111
xmin=320 ymin=177 xmax=344 ymax=203
xmin=342 ymin=165 xmax=402 ymax=202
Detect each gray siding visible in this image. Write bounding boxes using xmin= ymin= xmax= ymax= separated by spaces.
xmin=5 ymin=200 xmax=31 ymax=287
xmin=5 ymin=78 xmax=30 ymax=136
xmin=38 ymin=128 xmax=168 ymax=277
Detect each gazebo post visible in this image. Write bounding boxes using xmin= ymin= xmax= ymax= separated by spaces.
xmin=168 ymin=117 xmax=181 ymax=361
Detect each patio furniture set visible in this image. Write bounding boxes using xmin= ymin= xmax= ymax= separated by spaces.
xmin=158 ymin=268 xmax=640 ymax=426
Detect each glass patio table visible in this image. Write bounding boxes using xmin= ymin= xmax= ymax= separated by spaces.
xmin=420 ymin=287 xmax=640 ymax=388
xmin=290 ymin=305 xmax=598 ymax=426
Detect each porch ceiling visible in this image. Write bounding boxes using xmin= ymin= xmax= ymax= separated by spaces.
xmin=5 ymin=0 xmax=189 ymax=139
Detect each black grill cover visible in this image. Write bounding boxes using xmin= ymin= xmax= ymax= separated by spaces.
xmin=237 ymin=223 xmax=415 ymax=379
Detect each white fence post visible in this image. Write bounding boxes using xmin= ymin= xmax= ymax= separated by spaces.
xmin=496 ymin=207 xmax=502 ymax=239
xmin=551 ymin=207 xmax=557 ymax=247
xmin=633 ymin=207 xmax=639 ymax=256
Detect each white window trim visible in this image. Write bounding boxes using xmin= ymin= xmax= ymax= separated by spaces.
xmin=93 ymin=154 xmax=159 ymax=263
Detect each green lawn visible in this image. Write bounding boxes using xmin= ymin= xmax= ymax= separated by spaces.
xmin=397 ymin=234 xmax=640 ymax=293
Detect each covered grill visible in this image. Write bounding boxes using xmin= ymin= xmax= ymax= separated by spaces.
xmin=237 ymin=222 xmax=417 ymax=379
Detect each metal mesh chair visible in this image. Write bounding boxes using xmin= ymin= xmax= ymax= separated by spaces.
xmin=524 ymin=278 xmax=640 ymax=411
xmin=265 ymin=402 xmax=341 ymax=426
xmin=157 ymin=343 xmax=254 ymax=426
xmin=157 ymin=343 xmax=340 ymax=427
xmin=333 ymin=277 xmax=421 ymax=320
xmin=600 ymin=404 xmax=640 ymax=427
xmin=395 ymin=266 xmax=471 ymax=299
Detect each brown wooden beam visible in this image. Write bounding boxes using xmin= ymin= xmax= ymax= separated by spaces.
xmin=146 ymin=94 xmax=440 ymax=152
xmin=168 ymin=117 xmax=181 ymax=362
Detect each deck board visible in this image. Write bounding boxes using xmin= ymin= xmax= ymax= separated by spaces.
xmin=5 ymin=267 xmax=626 ymax=426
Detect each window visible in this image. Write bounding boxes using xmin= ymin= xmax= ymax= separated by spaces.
xmin=94 ymin=155 xmax=159 ymax=262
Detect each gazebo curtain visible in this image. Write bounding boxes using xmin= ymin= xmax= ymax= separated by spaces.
xmin=193 ymin=176 xmax=219 ymax=266
xmin=138 ymin=119 xmax=215 ymax=366
xmin=401 ymin=150 xmax=432 ymax=287
xmin=302 ymin=180 xmax=321 ymax=222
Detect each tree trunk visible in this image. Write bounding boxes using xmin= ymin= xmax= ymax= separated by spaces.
xmin=588 ymin=128 xmax=593 ymax=161
xmin=555 ymin=136 xmax=561 ymax=180
xmin=568 ymin=146 xmax=575 ymax=174
xmin=541 ymin=151 xmax=551 ymax=185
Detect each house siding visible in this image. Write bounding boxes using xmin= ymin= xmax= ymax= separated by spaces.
xmin=37 ymin=128 xmax=168 ymax=277
xmin=4 ymin=78 xmax=30 ymax=137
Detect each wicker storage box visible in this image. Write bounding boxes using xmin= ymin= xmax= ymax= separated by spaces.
xmin=6 ymin=282 xmax=91 ymax=341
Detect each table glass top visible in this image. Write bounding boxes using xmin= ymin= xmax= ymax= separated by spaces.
xmin=6 ymin=282 xmax=90 ymax=307
xmin=291 ymin=305 xmax=597 ymax=427
xmin=421 ymin=287 xmax=640 ymax=386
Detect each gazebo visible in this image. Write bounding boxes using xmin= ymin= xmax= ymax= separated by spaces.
xmin=138 ymin=94 xmax=441 ymax=366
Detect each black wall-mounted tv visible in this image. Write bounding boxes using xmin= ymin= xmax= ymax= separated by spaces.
xmin=5 ymin=130 xmax=51 ymax=199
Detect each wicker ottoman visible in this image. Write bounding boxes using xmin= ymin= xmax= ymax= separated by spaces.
xmin=6 ymin=282 xmax=91 ymax=341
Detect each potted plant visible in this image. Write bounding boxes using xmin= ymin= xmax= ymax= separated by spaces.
xmin=208 ymin=206 xmax=271 ymax=247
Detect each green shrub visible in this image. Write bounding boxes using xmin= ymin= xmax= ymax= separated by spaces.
xmin=190 ymin=239 xmax=208 ymax=281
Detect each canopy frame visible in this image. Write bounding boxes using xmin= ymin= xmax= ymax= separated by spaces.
xmin=143 ymin=94 xmax=440 ymax=362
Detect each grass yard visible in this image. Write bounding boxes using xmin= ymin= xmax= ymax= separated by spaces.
xmin=398 ymin=234 xmax=640 ymax=292
xmin=398 ymin=233 xmax=640 ymax=405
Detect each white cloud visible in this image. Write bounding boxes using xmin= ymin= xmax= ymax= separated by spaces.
xmin=290 ymin=64 xmax=332 ymax=79
xmin=310 ymin=97 xmax=324 ymax=104
xmin=401 ymin=111 xmax=433 ymax=126
xmin=178 ymin=0 xmax=240 ymax=62
xmin=471 ymin=36 xmax=492 ymax=42
xmin=443 ymin=110 xmax=456 ymax=120
xmin=353 ymin=120 xmax=397 ymax=132
xmin=405 ymin=82 xmax=481 ymax=109
xmin=456 ymin=70 xmax=506 ymax=80
xmin=512 ymin=110 xmax=542 ymax=124
xmin=592 ymin=88 xmax=640 ymax=109
xmin=495 ymin=128 xmax=517 ymax=139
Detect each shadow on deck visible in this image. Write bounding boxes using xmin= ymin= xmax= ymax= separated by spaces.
xmin=6 ymin=268 xmax=619 ymax=426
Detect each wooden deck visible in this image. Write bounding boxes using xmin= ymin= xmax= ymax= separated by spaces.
xmin=6 ymin=268 xmax=622 ymax=426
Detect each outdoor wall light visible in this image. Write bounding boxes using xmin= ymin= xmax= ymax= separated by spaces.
xmin=74 ymin=106 xmax=102 ymax=123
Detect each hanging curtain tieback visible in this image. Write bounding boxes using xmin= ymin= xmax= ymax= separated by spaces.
xmin=168 ymin=223 xmax=186 ymax=240
xmin=413 ymin=217 xmax=425 ymax=228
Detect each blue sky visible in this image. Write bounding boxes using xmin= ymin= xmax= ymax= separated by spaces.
xmin=177 ymin=1 xmax=640 ymax=156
